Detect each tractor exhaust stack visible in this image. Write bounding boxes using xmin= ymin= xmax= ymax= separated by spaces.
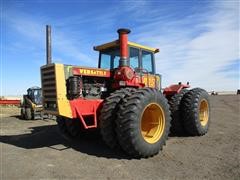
xmin=117 ymin=28 xmax=131 ymax=67
xmin=46 ymin=25 xmax=52 ymax=65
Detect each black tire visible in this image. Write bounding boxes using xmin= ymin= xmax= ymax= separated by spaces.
xmin=31 ymin=110 xmax=35 ymax=120
xmin=181 ymin=88 xmax=210 ymax=136
xmin=25 ymin=108 xmax=32 ymax=120
xmin=169 ymin=89 xmax=189 ymax=135
xmin=99 ymin=88 xmax=136 ymax=149
xmin=20 ymin=108 xmax=25 ymax=119
xmin=56 ymin=116 xmax=81 ymax=140
xmin=115 ymin=88 xmax=171 ymax=158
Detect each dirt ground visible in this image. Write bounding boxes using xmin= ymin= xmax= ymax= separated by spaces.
xmin=0 ymin=95 xmax=239 ymax=180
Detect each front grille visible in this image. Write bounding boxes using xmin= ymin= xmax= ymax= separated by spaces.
xmin=41 ymin=65 xmax=57 ymax=111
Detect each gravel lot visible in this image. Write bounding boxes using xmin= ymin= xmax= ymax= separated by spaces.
xmin=0 ymin=95 xmax=239 ymax=180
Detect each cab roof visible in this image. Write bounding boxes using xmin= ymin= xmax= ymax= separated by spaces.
xmin=94 ymin=40 xmax=159 ymax=53
xmin=27 ymin=86 xmax=41 ymax=91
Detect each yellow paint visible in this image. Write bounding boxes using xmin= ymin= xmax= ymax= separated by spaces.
xmin=141 ymin=103 xmax=165 ymax=144
xmin=25 ymin=97 xmax=36 ymax=109
xmin=94 ymin=40 xmax=118 ymax=51
xmin=128 ymin=42 xmax=158 ymax=53
xmin=142 ymin=75 xmax=157 ymax=88
xmin=155 ymin=76 xmax=161 ymax=89
xmin=94 ymin=40 xmax=159 ymax=53
xmin=55 ymin=64 xmax=73 ymax=118
xmin=199 ymin=99 xmax=209 ymax=126
xmin=66 ymin=65 xmax=73 ymax=74
xmin=79 ymin=68 xmax=107 ymax=76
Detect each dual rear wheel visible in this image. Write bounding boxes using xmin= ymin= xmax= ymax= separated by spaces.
xmin=181 ymin=88 xmax=210 ymax=135
xmin=169 ymin=88 xmax=210 ymax=136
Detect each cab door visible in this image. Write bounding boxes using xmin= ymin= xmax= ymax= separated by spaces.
xmin=140 ymin=50 xmax=161 ymax=90
xmin=129 ymin=47 xmax=161 ymax=90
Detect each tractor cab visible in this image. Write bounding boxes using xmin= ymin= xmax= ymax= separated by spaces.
xmin=94 ymin=40 xmax=159 ymax=75
xmin=94 ymin=35 xmax=161 ymax=89
xmin=27 ymin=86 xmax=42 ymax=105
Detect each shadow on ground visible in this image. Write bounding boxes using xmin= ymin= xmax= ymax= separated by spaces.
xmin=10 ymin=115 xmax=54 ymax=121
xmin=1 ymin=116 xmax=190 ymax=159
xmin=168 ymin=132 xmax=191 ymax=137
xmin=0 ymin=124 xmax=129 ymax=159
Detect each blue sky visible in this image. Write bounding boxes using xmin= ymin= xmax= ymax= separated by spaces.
xmin=1 ymin=0 xmax=239 ymax=95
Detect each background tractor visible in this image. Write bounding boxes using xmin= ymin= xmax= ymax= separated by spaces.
xmin=20 ymin=86 xmax=43 ymax=120
xmin=41 ymin=25 xmax=210 ymax=158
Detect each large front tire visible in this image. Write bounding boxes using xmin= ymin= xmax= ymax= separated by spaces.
xmin=116 ymin=88 xmax=171 ymax=158
xmin=181 ymin=88 xmax=210 ymax=136
xmin=99 ymin=88 xmax=136 ymax=149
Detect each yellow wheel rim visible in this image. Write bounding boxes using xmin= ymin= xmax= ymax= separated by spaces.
xmin=141 ymin=103 xmax=165 ymax=144
xmin=199 ymin=99 xmax=209 ymax=126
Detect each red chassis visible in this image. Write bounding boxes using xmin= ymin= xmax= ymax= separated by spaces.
xmin=163 ymin=83 xmax=190 ymax=97
xmin=68 ymin=82 xmax=190 ymax=129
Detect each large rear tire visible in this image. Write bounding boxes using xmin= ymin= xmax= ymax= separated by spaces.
xmin=99 ymin=88 xmax=136 ymax=149
xmin=56 ymin=116 xmax=81 ymax=140
xmin=116 ymin=88 xmax=171 ymax=158
xmin=181 ymin=88 xmax=210 ymax=136
xmin=169 ymin=89 xmax=189 ymax=135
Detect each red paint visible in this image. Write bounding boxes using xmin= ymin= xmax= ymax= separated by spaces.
xmin=113 ymin=77 xmax=145 ymax=88
xmin=119 ymin=33 xmax=129 ymax=59
xmin=0 ymin=99 xmax=20 ymax=105
xmin=69 ymin=98 xmax=103 ymax=129
xmin=163 ymin=83 xmax=190 ymax=96
xmin=114 ymin=66 xmax=134 ymax=81
xmin=112 ymin=66 xmax=145 ymax=89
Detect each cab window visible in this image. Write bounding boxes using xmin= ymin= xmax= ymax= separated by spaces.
xmin=100 ymin=54 xmax=111 ymax=69
xmin=99 ymin=48 xmax=120 ymax=69
xmin=113 ymin=56 xmax=120 ymax=68
xmin=142 ymin=50 xmax=154 ymax=73
xmin=129 ymin=47 xmax=140 ymax=69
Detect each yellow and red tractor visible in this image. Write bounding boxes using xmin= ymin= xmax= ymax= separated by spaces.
xmin=41 ymin=26 xmax=210 ymax=158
